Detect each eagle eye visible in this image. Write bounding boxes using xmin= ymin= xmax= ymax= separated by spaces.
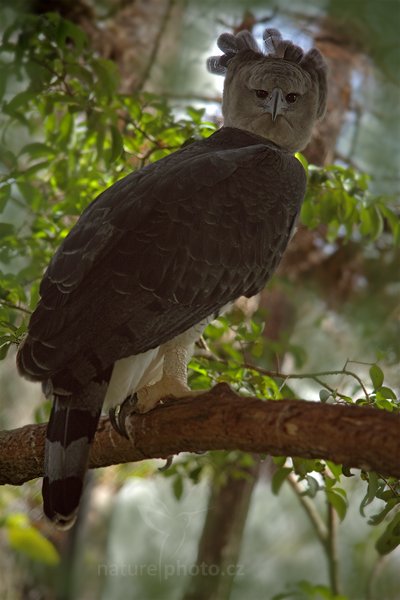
xmin=255 ymin=89 xmax=269 ymax=98
xmin=285 ymin=93 xmax=298 ymax=104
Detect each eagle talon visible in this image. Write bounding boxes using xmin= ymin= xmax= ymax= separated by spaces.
xmin=158 ymin=456 xmax=174 ymax=472
xmin=109 ymin=394 xmax=138 ymax=438
xmin=109 ymin=404 xmax=124 ymax=437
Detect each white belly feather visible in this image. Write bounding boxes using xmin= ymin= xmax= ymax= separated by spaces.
xmin=104 ymin=314 xmax=217 ymax=409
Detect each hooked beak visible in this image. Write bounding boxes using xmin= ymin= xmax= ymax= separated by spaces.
xmin=264 ymin=88 xmax=286 ymax=122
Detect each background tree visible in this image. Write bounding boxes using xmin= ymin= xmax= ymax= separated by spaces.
xmin=0 ymin=1 xmax=399 ymax=599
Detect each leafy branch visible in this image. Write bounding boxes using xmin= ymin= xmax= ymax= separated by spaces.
xmin=299 ymin=158 xmax=400 ymax=245
xmin=191 ymin=318 xmax=398 ymax=413
xmin=241 ymin=362 xmax=371 ymax=402
xmin=286 ymin=473 xmax=340 ymax=595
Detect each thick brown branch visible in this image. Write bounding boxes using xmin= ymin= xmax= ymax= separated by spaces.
xmin=0 ymin=384 xmax=399 ymax=486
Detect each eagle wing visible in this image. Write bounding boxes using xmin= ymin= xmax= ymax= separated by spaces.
xmin=18 ymin=128 xmax=306 ymax=390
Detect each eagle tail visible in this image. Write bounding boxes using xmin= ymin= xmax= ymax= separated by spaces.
xmin=42 ymin=379 xmax=107 ymax=529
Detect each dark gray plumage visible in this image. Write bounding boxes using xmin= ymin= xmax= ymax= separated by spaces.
xmin=17 ymin=28 xmax=327 ymax=527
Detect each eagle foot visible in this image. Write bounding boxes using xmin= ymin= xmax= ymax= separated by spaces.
xmin=109 ymin=394 xmax=138 ymax=439
xmin=134 ymin=376 xmax=190 ymax=413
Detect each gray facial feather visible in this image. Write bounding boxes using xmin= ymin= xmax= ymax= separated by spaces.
xmin=207 ymin=27 xmax=328 ymax=151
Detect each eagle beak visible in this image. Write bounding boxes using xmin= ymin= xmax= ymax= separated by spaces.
xmin=264 ymin=88 xmax=285 ymax=122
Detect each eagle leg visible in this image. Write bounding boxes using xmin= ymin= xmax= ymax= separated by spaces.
xmin=134 ymin=341 xmax=192 ymax=413
xmin=107 ymin=342 xmax=191 ymax=436
xmin=109 ymin=337 xmax=203 ymax=436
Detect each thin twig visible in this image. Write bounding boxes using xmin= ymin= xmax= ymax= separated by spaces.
xmin=287 ymin=470 xmax=341 ymax=595
xmin=137 ymin=0 xmax=176 ymax=91
xmin=287 ymin=473 xmax=328 ymax=544
xmin=195 ymin=352 xmax=371 ymax=401
xmin=379 ymin=475 xmax=400 ymax=498
xmin=0 ymin=300 xmax=32 ymax=315
xmin=325 ymin=500 xmax=340 ymax=595
xmin=241 ymin=361 xmax=370 ymax=401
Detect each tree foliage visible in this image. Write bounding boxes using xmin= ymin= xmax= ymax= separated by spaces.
xmin=0 ymin=11 xmax=399 ymax=600
xmin=0 ymin=11 xmax=216 ymax=358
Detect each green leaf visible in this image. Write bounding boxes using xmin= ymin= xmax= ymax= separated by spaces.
xmin=19 ymin=143 xmax=54 ymax=159
xmin=271 ymin=467 xmax=292 ymax=495
xmin=0 ymin=184 xmax=11 ymax=213
xmin=110 ymin=125 xmax=124 ymax=162
xmin=374 ymin=396 xmax=396 ymax=411
xmin=57 ymin=111 xmax=73 ymax=145
xmin=172 ymin=476 xmax=184 ymax=501
xmin=3 ymin=90 xmax=35 ymax=113
xmin=20 ymin=160 xmax=50 ymax=177
xmin=56 ymin=18 xmax=87 ymax=53
xmin=326 ymin=489 xmax=348 ymax=521
xmin=17 ymin=182 xmax=43 ymax=210
xmin=370 ymin=205 xmax=384 ymax=240
xmin=92 ymin=59 xmax=119 ymax=98
xmin=326 ymin=462 xmax=343 ymax=480
xmin=369 ymin=364 xmax=384 ymax=390
xmin=272 ymin=581 xmax=349 ymax=599
xmin=0 ymin=67 xmax=7 ymax=103
xmin=368 ymin=498 xmax=399 ymax=525
xmin=319 ymin=389 xmax=331 ymax=403
xmin=25 ymin=61 xmax=52 ymax=91
xmin=0 ymin=337 xmax=12 ymax=359
xmin=380 ymin=204 xmax=400 ymax=243
xmin=295 ymin=152 xmax=308 ymax=173
xmin=67 ymin=63 xmax=93 ymax=86
xmin=186 ymin=107 xmax=205 ymax=125
xmin=359 ymin=472 xmax=381 ymax=516
xmin=188 ymin=466 xmax=203 ymax=483
xmin=273 ymin=456 xmax=287 ymax=468
xmin=292 ymin=458 xmax=324 ymax=477
xmin=375 ymin=511 xmax=400 ymax=555
xmin=0 ymin=148 xmax=17 ymax=169
xmin=377 ymin=386 xmax=397 ymax=400
xmin=305 ymin=474 xmax=320 ymax=497
xmin=6 ymin=513 xmax=60 ymax=565
xmin=0 ymin=223 xmax=15 ymax=239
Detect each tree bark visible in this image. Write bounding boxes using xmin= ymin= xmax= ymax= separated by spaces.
xmin=1 ymin=384 xmax=399 ymax=486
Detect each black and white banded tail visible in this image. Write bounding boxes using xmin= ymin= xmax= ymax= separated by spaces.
xmin=42 ymin=380 xmax=107 ymax=529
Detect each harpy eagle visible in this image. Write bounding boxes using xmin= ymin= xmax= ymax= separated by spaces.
xmin=17 ymin=28 xmax=327 ymax=527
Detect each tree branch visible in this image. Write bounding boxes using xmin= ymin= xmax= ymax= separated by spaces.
xmin=0 ymin=384 xmax=399 ymax=486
